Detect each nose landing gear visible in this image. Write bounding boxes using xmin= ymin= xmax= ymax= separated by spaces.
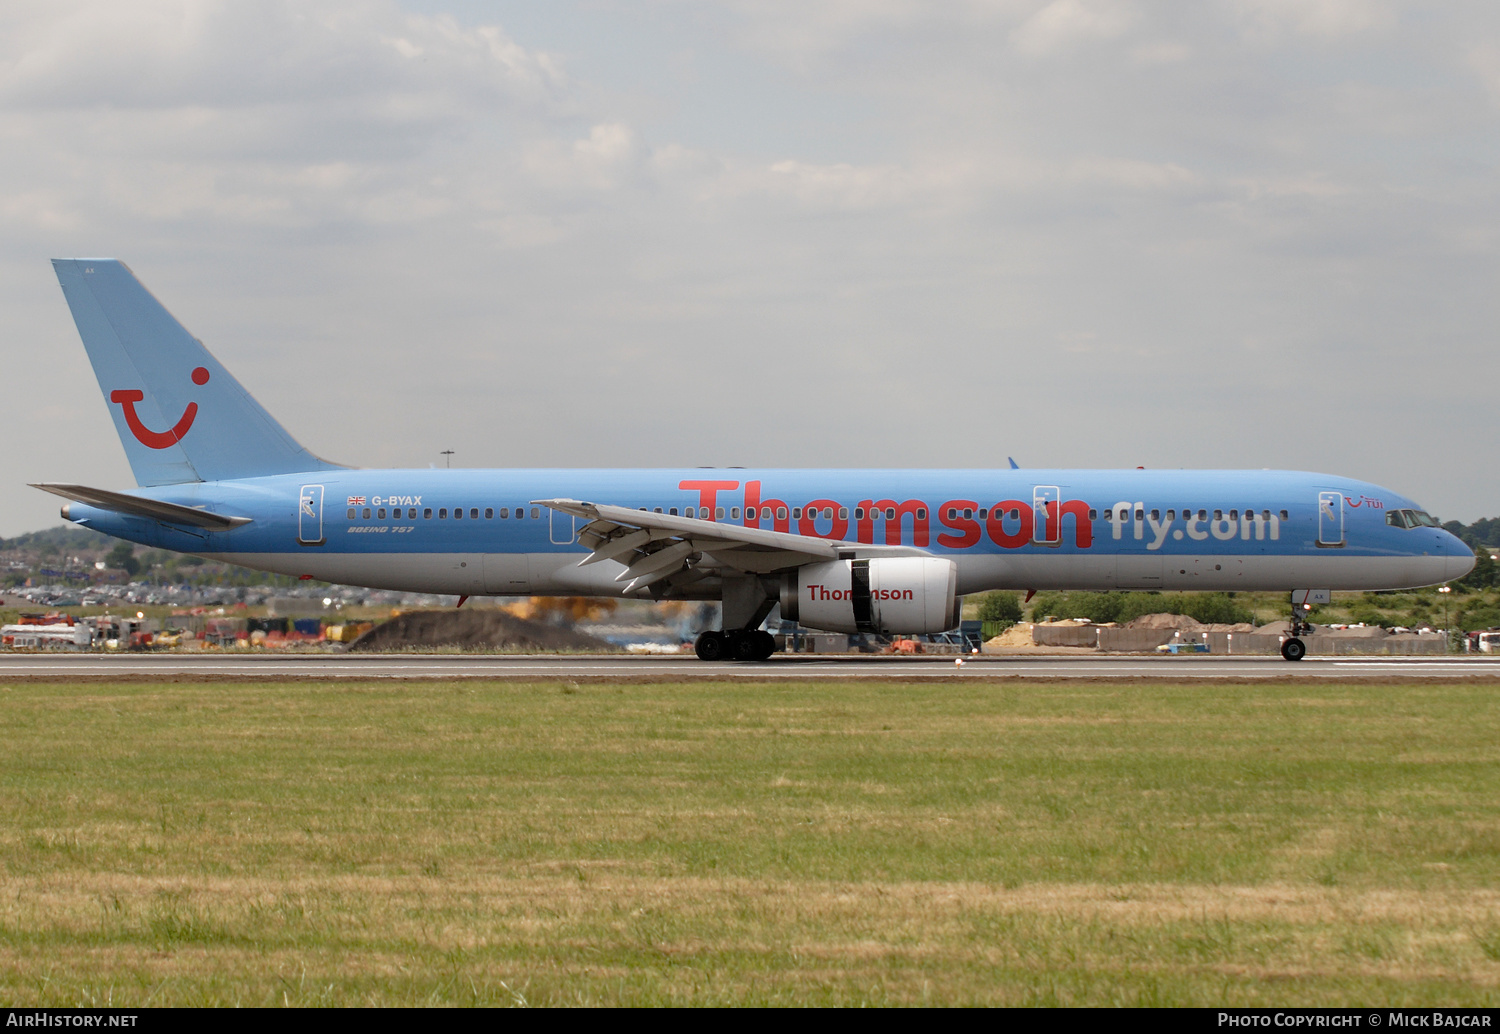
xmin=1281 ymin=597 xmax=1317 ymax=661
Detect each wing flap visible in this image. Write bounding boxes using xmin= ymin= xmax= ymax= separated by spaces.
xmin=534 ymin=498 xmax=931 ymax=587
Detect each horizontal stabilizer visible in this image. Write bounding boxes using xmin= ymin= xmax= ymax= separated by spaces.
xmin=29 ymin=483 xmax=252 ymax=530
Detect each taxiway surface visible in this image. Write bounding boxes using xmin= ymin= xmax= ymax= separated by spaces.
xmin=2 ymin=653 xmax=1497 ymax=681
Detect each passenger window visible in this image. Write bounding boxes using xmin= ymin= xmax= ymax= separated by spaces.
xmin=531 ymin=507 xmax=539 ymax=519
xmin=470 ymin=508 xmax=479 ymax=519
xmin=485 ymin=508 xmax=493 ymax=519
xmin=838 ymin=507 xmax=847 ymax=519
xmin=745 ymin=507 xmax=756 ymax=520
xmin=979 ymin=509 xmax=988 ymax=520
xmin=730 ymin=507 xmax=740 ymax=519
xmin=823 ymin=507 xmax=833 ymax=519
xmin=1150 ymin=510 xmax=1159 ymax=521
xmin=1135 ymin=509 xmax=1144 ymax=521
xmin=855 ymin=507 xmax=865 ymax=519
xmin=516 ymin=508 xmax=524 ymax=519
xmin=439 ymin=508 xmax=447 ymax=519
xmin=1279 ymin=510 xmax=1289 ymax=521
xmin=947 ymin=508 xmax=956 ymax=520
xmin=963 ymin=508 xmax=973 ymax=520
xmin=1010 ymin=509 xmax=1019 ymax=520
xmin=499 ymin=508 xmax=508 ymax=518
xmin=1214 ymin=510 xmax=1222 ymax=521
xmin=378 ymin=508 xmax=387 ymax=519
xmin=424 ymin=508 xmax=432 ymax=519
xmin=670 ymin=507 xmax=679 ymax=516
xmin=654 ymin=507 xmax=663 ymax=514
xmin=916 ymin=508 xmax=926 ymax=520
xmin=347 ymin=508 xmax=356 ymax=519
xmin=408 ymin=508 xmax=416 ymax=519
xmin=792 ymin=508 xmax=802 ymax=520
xmin=362 ymin=508 xmax=371 ymax=520
xmin=885 ymin=508 xmax=895 ymax=520
xmin=1230 ymin=510 xmax=1238 ymax=520
xmin=1198 ymin=510 xmax=1207 ymax=521
xmin=777 ymin=507 xmax=787 ymax=520
xmin=716 ymin=507 xmax=724 ymax=519
xmin=392 ymin=508 xmax=401 ymax=520
xmin=1166 ymin=510 xmax=1175 ymax=520
xmin=1087 ymin=509 xmax=1096 ymax=520
xmin=454 ymin=508 xmax=463 ymax=520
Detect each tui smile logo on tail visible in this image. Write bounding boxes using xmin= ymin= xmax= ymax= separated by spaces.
xmin=110 ymin=367 xmax=209 ymax=449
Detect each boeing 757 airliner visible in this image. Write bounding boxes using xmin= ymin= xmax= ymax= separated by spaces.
xmin=33 ymin=259 xmax=1474 ymax=661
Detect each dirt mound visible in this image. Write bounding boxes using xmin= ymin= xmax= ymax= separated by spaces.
xmin=349 ymin=609 xmax=621 ymax=653
xmin=1126 ymin=612 xmax=1203 ymax=631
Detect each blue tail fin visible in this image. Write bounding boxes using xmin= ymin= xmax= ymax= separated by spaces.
xmin=52 ymin=259 xmax=342 ymax=486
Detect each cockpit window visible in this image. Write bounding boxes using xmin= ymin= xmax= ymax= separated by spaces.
xmin=1386 ymin=509 xmax=1441 ymax=530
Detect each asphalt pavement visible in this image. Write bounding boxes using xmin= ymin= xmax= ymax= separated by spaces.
xmin=3 ymin=652 xmax=1498 ymax=681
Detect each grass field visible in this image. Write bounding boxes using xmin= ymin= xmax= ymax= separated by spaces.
xmin=1 ymin=678 xmax=1498 ymax=1006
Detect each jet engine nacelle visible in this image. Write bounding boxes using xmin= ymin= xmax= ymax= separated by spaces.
xmin=780 ymin=557 xmax=959 ymax=635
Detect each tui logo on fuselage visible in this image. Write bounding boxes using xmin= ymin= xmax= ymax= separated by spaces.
xmin=110 ymin=367 xmax=209 ymax=449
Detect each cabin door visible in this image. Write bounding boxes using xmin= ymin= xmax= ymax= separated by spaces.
xmin=1317 ymin=492 xmax=1345 ymax=548
xmin=297 ymin=485 xmax=326 ymax=547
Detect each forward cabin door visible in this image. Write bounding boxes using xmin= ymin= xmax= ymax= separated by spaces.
xmin=1033 ymin=486 xmax=1060 ymax=546
xmin=1317 ymin=492 xmax=1345 ymax=548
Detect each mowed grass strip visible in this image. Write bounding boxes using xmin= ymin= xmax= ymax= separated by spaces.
xmin=0 ymin=679 xmax=1497 ymax=1006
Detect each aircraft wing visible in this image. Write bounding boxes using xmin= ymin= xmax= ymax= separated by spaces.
xmin=533 ymin=498 xmax=930 ymax=592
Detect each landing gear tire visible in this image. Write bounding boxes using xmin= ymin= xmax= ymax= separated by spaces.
xmin=695 ymin=631 xmax=727 ymax=661
xmin=753 ymin=630 xmax=776 ymax=661
xmin=1281 ymin=637 xmax=1306 ymax=662
xmin=730 ymin=632 xmax=760 ymax=662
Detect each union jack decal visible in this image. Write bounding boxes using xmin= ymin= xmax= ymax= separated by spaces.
xmin=347 ymin=495 xmax=366 ymax=506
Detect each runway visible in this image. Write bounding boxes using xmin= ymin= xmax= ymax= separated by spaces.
xmin=2 ymin=652 xmax=1498 ymax=681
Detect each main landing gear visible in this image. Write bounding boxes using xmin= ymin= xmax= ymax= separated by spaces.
xmin=695 ymin=629 xmax=777 ymax=662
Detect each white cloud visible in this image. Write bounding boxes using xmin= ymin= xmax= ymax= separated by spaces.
xmin=522 ymin=123 xmax=642 ymax=193
xmin=1226 ymin=0 xmax=1395 ymax=39
xmin=1469 ymin=41 xmax=1500 ymax=107
xmin=1010 ymin=0 xmax=1138 ymax=56
xmin=0 ymin=0 xmax=564 ymax=111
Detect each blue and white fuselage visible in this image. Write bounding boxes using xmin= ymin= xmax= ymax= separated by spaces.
xmin=57 ymin=467 xmax=1471 ymax=596
xmin=37 ymin=260 xmax=1474 ymax=660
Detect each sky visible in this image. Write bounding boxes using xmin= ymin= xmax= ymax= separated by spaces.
xmin=3 ymin=0 xmax=1498 ymax=538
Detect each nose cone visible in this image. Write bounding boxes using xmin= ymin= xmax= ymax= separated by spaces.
xmin=1443 ymin=533 xmax=1476 ymax=583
